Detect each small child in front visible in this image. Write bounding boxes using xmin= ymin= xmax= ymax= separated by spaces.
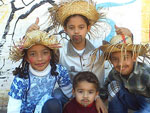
xmin=100 ymin=35 xmax=150 ymax=113
xmin=63 ymin=71 xmax=101 ymax=113
xmin=7 ymin=30 xmax=72 ymax=113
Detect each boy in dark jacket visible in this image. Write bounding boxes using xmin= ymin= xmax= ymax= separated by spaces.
xmin=100 ymin=35 xmax=150 ymax=113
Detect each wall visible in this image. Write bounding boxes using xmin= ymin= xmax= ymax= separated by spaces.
xmin=0 ymin=0 xmax=149 ymax=111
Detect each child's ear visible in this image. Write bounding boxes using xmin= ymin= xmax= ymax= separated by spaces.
xmin=64 ymin=27 xmax=67 ymax=32
xmin=72 ymin=89 xmax=75 ymax=96
xmin=132 ymin=54 xmax=137 ymax=62
xmin=96 ymin=91 xmax=99 ymax=96
xmin=87 ymin=25 xmax=91 ymax=32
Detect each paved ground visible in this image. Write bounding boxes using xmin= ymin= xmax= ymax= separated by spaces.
xmin=0 ymin=95 xmax=8 ymax=113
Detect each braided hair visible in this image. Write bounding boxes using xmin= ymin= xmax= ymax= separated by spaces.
xmin=49 ymin=49 xmax=59 ymax=76
xmin=13 ymin=50 xmax=29 ymax=79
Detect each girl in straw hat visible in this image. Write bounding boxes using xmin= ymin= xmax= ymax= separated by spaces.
xmin=26 ymin=0 xmax=132 ymax=113
xmin=7 ymin=30 xmax=72 ymax=113
xmin=99 ymin=35 xmax=150 ymax=113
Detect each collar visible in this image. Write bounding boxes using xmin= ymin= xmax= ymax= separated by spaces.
xmin=29 ymin=64 xmax=51 ymax=76
xmin=67 ymin=39 xmax=95 ymax=56
xmin=86 ymin=102 xmax=94 ymax=107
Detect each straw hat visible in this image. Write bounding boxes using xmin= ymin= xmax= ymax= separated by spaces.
xmin=9 ymin=30 xmax=60 ymax=62
xmin=48 ymin=0 xmax=103 ymax=28
xmin=100 ymin=35 xmax=147 ymax=60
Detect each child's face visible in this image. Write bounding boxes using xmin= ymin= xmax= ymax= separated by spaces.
xmin=64 ymin=15 xmax=90 ymax=49
xmin=73 ymin=81 xmax=98 ymax=107
xmin=110 ymin=51 xmax=136 ymax=76
xmin=26 ymin=44 xmax=51 ymax=71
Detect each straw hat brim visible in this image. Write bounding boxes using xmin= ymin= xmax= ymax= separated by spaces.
xmin=55 ymin=1 xmax=100 ymax=26
xmin=100 ymin=44 xmax=147 ymax=59
xmin=9 ymin=30 xmax=60 ymax=62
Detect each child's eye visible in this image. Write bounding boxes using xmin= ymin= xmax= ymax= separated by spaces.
xmin=123 ymin=56 xmax=129 ymax=61
xmin=29 ymin=53 xmax=35 ymax=56
xmin=79 ymin=26 xmax=84 ymax=29
xmin=69 ymin=27 xmax=74 ymax=30
xmin=89 ymin=91 xmax=94 ymax=94
xmin=77 ymin=90 xmax=83 ymax=94
xmin=43 ymin=51 xmax=49 ymax=54
xmin=111 ymin=58 xmax=118 ymax=62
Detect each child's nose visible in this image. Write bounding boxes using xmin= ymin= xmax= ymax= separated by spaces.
xmin=37 ymin=54 xmax=42 ymax=60
xmin=83 ymin=92 xmax=88 ymax=98
xmin=74 ymin=28 xmax=79 ymax=34
xmin=118 ymin=58 xmax=124 ymax=66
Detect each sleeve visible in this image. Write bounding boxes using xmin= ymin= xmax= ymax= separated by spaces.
xmin=143 ymin=64 xmax=150 ymax=89
xmin=8 ymin=76 xmax=27 ymax=99
xmin=104 ymin=70 xmax=113 ymax=89
xmin=99 ymin=69 xmax=114 ymax=100
xmin=56 ymin=65 xmax=73 ymax=98
xmin=7 ymin=96 xmax=22 ymax=113
xmin=147 ymin=75 xmax=150 ymax=89
xmin=147 ymin=77 xmax=150 ymax=91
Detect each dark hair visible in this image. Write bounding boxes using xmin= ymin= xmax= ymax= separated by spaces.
xmin=73 ymin=71 xmax=100 ymax=91
xmin=13 ymin=48 xmax=59 ymax=79
xmin=63 ymin=14 xmax=90 ymax=28
xmin=13 ymin=49 xmax=29 ymax=79
xmin=49 ymin=49 xmax=59 ymax=76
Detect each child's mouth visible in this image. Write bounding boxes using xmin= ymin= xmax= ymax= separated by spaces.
xmin=36 ymin=63 xmax=45 ymax=67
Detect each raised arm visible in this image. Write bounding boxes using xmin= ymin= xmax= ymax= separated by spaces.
xmin=115 ymin=25 xmax=133 ymax=38
xmin=26 ymin=17 xmax=40 ymax=33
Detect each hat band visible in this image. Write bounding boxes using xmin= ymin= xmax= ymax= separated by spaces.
xmin=121 ymin=35 xmax=126 ymax=44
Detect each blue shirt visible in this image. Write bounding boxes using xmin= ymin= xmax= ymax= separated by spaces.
xmin=8 ymin=64 xmax=72 ymax=113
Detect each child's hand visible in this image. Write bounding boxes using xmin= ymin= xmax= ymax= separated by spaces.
xmin=115 ymin=25 xmax=133 ymax=38
xmin=26 ymin=17 xmax=40 ymax=33
xmin=48 ymin=43 xmax=62 ymax=49
xmin=95 ymin=97 xmax=108 ymax=113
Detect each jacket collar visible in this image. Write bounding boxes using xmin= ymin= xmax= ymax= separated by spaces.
xmin=67 ymin=39 xmax=95 ymax=56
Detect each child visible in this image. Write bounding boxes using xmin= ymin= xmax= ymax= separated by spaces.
xmin=63 ymin=71 xmax=100 ymax=113
xmin=99 ymin=35 xmax=150 ymax=113
xmin=7 ymin=30 xmax=72 ymax=113
xmin=27 ymin=1 xmax=133 ymax=112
